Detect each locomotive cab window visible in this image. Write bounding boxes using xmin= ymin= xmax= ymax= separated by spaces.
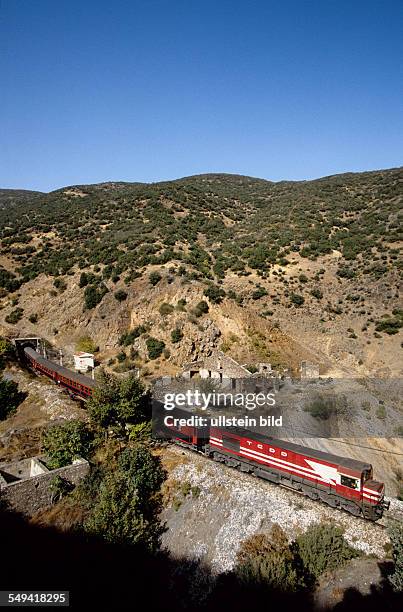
xmin=340 ymin=475 xmax=359 ymax=489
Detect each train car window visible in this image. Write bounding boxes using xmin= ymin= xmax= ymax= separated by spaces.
xmin=223 ymin=435 xmax=240 ymax=452
xmin=340 ymin=475 xmax=359 ymax=489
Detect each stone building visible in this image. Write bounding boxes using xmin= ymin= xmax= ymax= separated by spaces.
xmin=182 ymin=351 xmax=251 ymax=381
xmin=0 ymin=455 xmax=89 ymax=516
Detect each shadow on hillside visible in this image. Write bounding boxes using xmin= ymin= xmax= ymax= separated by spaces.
xmin=0 ymin=505 xmax=401 ymax=611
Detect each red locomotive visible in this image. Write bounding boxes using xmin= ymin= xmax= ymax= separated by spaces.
xmin=165 ymin=412 xmax=389 ymax=521
xmin=24 ymin=347 xmax=96 ymax=400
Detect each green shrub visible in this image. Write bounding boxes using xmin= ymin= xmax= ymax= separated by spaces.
xmin=159 ymin=302 xmax=174 ymax=316
xmin=171 ymin=328 xmax=183 ymax=343
xmin=310 ymin=288 xmax=323 ymax=300
xmin=28 ymin=313 xmax=38 ymax=323
xmin=204 ymin=284 xmax=226 ymax=304
xmin=149 ymin=271 xmax=162 ymax=286
xmin=76 ymin=335 xmax=97 ymax=353
xmin=294 ymin=523 xmax=359 ymax=585
xmin=290 ymin=293 xmax=304 ymax=307
xmin=114 ymin=289 xmax=128 ymax=302
xmin=192 ymin=300 xmax=209 ymax=317
xmin=388 ymin=522 xmax=403 ymax=591
xmin=235 ymin=526 xmax=300 ymax=592
xmin=146 ymin=337 xmax=165 ymax=360
xmin=5 ymin=308 xmax=23 ymax=324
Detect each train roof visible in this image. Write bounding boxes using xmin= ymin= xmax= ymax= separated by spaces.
xmin=24 ymin=347 xmax=97 ymax=390
xmin=215 ymin=425 xmax=372 ymax=473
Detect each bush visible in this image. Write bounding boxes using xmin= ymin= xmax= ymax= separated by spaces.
xmin=146 ymin=337 xmax=165 ymax=360
xmin=235 ymin=526 xmax=300 ymax=592
xmin=149 ymin=271 xmax=162 ymax=286
xmin=388 ymin=522 xmax=403 ymax=591
xmin=251 ymin=286 xmax=268 ymax=300
xmin=159 ymin=302 xmax=174 ymax=316
xmin=42 ymin=420 xmax=92 ymax=469
xmin=310 ymin=288 xmax=323 ymax=300
xmin=290 ymin=293 xmax=304 ymax=307
xmin=84 ymin=284 xmax=108 ymax=310
xmin=5 ymin=308 xmax=23 ymax=324
xmin=204 ymin=284 xmax=226 ymax=304
xmin=192 ymin=300 xmax=209 ymax=317
xmin=294 ymin=523 xmax=359 ymax=586
xmin=171 ymin=328 xmax=183 ymax=343
xmin=304 ymin=396 xmax=336 ymax=420
xmin=114 ymin=289 xmax=128 ymax=302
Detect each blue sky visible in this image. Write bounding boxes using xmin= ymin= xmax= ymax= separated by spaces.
xmin=1 ymin=0 xmax=402 ymax=191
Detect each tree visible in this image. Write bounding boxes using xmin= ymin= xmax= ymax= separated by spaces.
xmin=84 ymin=447 xmax=166 ymax=551
xmin=76 ymin=335 xmax=97 ymax=353
xmin=42 ymin=420 xmax=92 ymax=469
xmin=0 ymin=379 xmax=25 ymax=421
xmin=88 ymin=370 xmax=150 ymax=430
xmin=388 ymin=522 xmax=403 ymax=592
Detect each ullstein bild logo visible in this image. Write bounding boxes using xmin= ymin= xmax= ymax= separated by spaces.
xmin=162 ymin=390 xmax=277 ymax=411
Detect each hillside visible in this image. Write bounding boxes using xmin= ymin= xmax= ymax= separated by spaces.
xmin=0 ymin=189 xmax=43 ymax=210
xmin=0 ymin=168 xmax=401 ymax=377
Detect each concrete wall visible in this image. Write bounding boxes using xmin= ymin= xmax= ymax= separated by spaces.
xmin=0 ymin=458 xmax=90 ymax=517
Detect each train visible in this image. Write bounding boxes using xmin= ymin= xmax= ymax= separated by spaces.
xmin=23 ymin=347 xmax=389 ymax=521
xmin=163 ymin=407 xmax=390 ymax=521
xmin=24 ymin=346 xmax=96 ymax=400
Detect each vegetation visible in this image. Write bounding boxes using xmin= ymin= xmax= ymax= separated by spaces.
xmin=84 ymin=446 xmax=166 ymax=551
xmin=146 ymin=337 xmax=165 ymax=360
xmin=114 ymin=289 xmax=128 ymax=302
xmin=87 ymin=371 xmax=150 ymax=431
xmin=76 ymin=335 xmax=97 ymax=354
xmin=388 ymin=522 xmax=403 ymax=592
xmin=0 ymin=170 xmax=400 ymax=313
xmin=294 ymin=523 xmax=358 ymax=586
xmin=42 ymin=420 xmax=92 ymax=469
xmin=171 ymin=328 xmax=183 ymax=343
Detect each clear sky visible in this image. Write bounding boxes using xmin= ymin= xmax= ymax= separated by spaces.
xmin=1 ymin=0 xmax=402 ymax=192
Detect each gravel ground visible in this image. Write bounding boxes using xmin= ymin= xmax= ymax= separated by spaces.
xmin=161 ymin=447 xmax=401 ymax=574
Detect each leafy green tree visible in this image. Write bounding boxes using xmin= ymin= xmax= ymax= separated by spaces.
xmin=88 ymin=370 xmax=150 ymax=430
xmin=42 ymin=420 xmax=92 ymax=469
xmin=0 ymin=379 xmax=26 ymax=421
xmin=76 ymin=335 xmax=97 ymax=353
xmin=84 ymin=447 xmax=166 ymax=551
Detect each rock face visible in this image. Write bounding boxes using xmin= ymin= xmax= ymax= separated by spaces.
xmin=160 ymin=446 xmax=396 ymax=574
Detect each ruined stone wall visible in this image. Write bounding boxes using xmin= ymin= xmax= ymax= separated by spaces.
xmin=0 ymin=459 xmax=89 ymax=517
